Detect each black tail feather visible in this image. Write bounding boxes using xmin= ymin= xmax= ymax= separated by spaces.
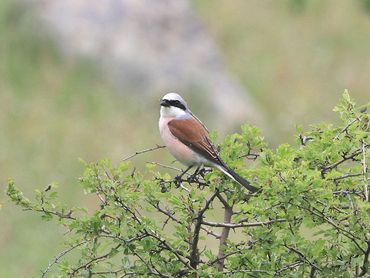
xmin=221 ymin=166 xmax=259 ymax=193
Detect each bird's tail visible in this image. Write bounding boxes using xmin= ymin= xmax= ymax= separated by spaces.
xmin=216 ymin=164 xmax=259 ymax=193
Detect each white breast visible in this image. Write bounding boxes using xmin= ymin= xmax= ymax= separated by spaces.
xmin=159 ymin=117 xmax=205 ymax=166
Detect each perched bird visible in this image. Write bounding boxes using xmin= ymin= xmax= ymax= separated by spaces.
xmin=159 ymin=93 xmax=258 ymax=193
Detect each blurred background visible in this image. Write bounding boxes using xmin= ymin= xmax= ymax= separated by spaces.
xmin=0 ymin=0 xmax=369 ymax=276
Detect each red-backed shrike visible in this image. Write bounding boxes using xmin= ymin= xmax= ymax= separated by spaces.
xmin=159 ymin=93 xmax=258 ymax=193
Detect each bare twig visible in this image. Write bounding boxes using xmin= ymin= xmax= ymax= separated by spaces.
xmin=201 ymin=227 xmax=221 ymax=239
xmin=210 ymin=249 xmax=243 ymax=267
xmin=147 ymin=161 xmax=184 ymax=173
xmin=334 ymin=118 xmax=359 ymax=140
xmin=202 ymin=218 xmax=286 ymax=228
xmin=41 ymin=241 xmax=87 ymax=277
xmin=122 ymin=145 xmax=165 ymax=162
xmin=333 ymin=173 xmax=363 ymax=183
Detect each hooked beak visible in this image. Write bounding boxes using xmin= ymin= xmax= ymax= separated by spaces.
xmin=160 ymin=99 xmax=170 ymax=107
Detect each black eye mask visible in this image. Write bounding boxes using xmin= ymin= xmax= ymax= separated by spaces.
xmin=161 ymin=99 xmax=186 ymax=111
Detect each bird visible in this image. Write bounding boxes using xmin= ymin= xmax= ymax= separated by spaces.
xmin=158 ymin=92 xmax=258 ymax=193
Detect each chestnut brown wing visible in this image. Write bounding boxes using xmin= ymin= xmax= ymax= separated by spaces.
xmin=168 ymin=118 xmax=222 ymax=165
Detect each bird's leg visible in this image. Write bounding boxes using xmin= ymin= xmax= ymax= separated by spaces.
xmin=188 ymin=165 xmax=202 ymax=182
xmin=174 ymin=165 xmax=193 ymax=187
xmin=188 ymin=165 xmax=213 ymax=182
xmin=193 ymin=165 xmax=202 ymax=176
xmin=199 ymin=167 xmax=211 ymax=177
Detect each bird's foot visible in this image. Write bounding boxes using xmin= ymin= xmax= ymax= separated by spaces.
xmin=199 ymin=167 xmax=211 ymax=178
xmin=173 ymin=175 xmax=183 ymax=188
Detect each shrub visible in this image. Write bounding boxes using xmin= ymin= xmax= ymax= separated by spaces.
xmin=7 ymin=92 xmax=369 ymax=277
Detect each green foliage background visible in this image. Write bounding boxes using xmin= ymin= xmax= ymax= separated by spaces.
xmin=0 ymin=0 xmax=370 ymax=276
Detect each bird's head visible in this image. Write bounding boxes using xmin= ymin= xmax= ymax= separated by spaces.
xmin=160 ymin=93 xmax=189 ymax=118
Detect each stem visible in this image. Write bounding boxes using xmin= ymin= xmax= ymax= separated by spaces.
xmin=122 ymin=145 xmax=165 ymax=161
xmin=189 ymin=192 xmax=218 ymax=270
xmin=361 ymin=140 xmax=368 ymax=202
xmin=359 ymin=241 xmax=370 ymax=276
xmin=216 ymin=203 xmax=233 ymax=271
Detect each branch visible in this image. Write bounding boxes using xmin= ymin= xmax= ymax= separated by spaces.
xmin=238 ymin=142 xmax=260 ymax=160
xmin=300 ymin=199 xmax=365 ymax=253
xmin=202 ymin=218 xmax=286 ymax=228
xmin=334 ymin=117 xmax=359 ymax=140
xmin=148 ymin=161 xmax=184 ymax=173
xmin=209 ymin=250 xmax=242 ymax=267
xmin=216 ymin=204 xmax=233 ymax=271
xmin=322 ymin=147 xmax=367 ymax=175
xmin=68 ymin=244 xmax=121 ymax=276
xmin=147 ymin=233 xmax=193 ymax=271
xmin=201 ymin=226 xmax=221 ymax=239
xmin=216 ymin=192 xmax=229 ymax=208
xmin=222 ymin=269 xmax=272 ymax=275
xmin=361 ymin=140 xmax=368 ymax=202
xmin=27 ymin=207 xmax=76 ymax=220
xmin=332 ymin=189 xmax=363 ymax=196
xmin=114 ymin=194 xmax=193 ymax=271
xmin=153 ymin=202 xmax=220 ymax=239
xmin=190 ymin=191 xmax=218 ymax=269
xmin=130 ymin=247 xmax=168 ymax=278
xmin=284 ymin=244 xmax=322 ymax=272
xmin=274 ymin=260 xmax=304 ymax=275
xmin=333 ymin=173 xmax=363 ymax=183
xmin=359 ymin=241 xmax=370 ymax=276
xmin=122 ymin=145 xmax=165 ymax=162
xmin=41 ymin=241 xmax=87 ymax=277
xmin=90 ymin=268 xmax=131 ymax=276
xmin=100 ymin=233 xmax=149 ymax=245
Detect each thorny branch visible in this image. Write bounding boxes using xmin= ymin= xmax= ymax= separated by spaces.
xmin=122 ymin=144 xmax=166 ymax=162
xmin=41 ymin=241 xmax=87 ymax=278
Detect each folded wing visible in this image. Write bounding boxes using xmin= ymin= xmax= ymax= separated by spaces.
xmin=168 ymin=118 xmax=222 ymax=166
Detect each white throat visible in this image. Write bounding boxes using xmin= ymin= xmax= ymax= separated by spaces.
xmin=160 ymin=106 xmax=189 ymax=119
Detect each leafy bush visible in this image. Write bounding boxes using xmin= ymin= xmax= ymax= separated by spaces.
xmin=7 ymin=92 xmax=369 ymax=277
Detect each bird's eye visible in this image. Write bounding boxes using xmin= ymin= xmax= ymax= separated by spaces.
xmin=167 ymin=99 xmax=186 ymax=110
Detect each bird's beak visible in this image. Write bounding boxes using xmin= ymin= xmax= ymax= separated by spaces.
xmin=160 ymin=99 xmax=170 ymax=107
